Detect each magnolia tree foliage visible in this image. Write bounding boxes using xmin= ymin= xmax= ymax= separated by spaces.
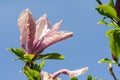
xmin=96 ymin=0 xmax=120 ymax=80
xmin=96 ymin=0 xmax=120 ymax=64
xmin=8 ymin=0 xmax=120 ymax=80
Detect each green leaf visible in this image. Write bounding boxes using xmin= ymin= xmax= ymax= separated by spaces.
xmin=96 ymin=4 xmax=119 ymax=21
xmin=97 ymin=19 xmax=107 ymax=25
xmin=8 ymin=48 xmax=35 ymax=63
xmin=38 ymin=61 xmax=45 ymax=70
xmin=8 ymin=48 xmax=25 ymax=59
xmin=13 ymin=58 xmax=22 ymax=61
xmin=106 ymin=29 xmax=120 ymax=59
xmin=23 ymin=67 xmax=40 ymax=80
xmin=98 ymin=58 xmax=117 ymax=64
xmin=97 ymin=19 xmax=112 ymax=27
xmin=108 ymin=0 xmax=115 ymax=8
xmin=24 ymin=54 xmax=35 ymax=63
xmin=70 ymin=77 xmax=78 ymax=80
xmin=87 ymin=75 xmax=92 ymax=80
xmin=97 ymin=19 xmax=119 ymax=28
xmin=87 ymin=75 xmax=98 ymax=80
xmin=30 ymin=61 xmax=45 ymax=73
xmin=36 ymin=53 xmax=65 ymax=60
xmin=93 ymin=78 xmax=98 ymax=80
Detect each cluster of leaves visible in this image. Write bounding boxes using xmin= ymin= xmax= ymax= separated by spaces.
xmin=8 ymin=48 xmax=62 ymax=80
xmin=95 ymin=0 xmax=120 ymax=80
xmin=96 ymin=0 xmax=120 ymax=66
xmin=8 ymin=48 xmax=79 ymax=80
xmin=87 ymin=75 xmax=98 ymax=80
xmin=8 ymin=48 xmax=64 ymax=62
xmin=23 ymin=61 xmax=44 ymax=80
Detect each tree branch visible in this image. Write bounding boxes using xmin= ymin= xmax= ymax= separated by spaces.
xmin=96 ymin=0 xmax=102 ymax=5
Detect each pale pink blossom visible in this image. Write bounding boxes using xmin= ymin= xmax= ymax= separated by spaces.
xmin=18 ymin=9 xmax=73 ymax=56
xmin=41 ymin=67 xmax=88 ymax=80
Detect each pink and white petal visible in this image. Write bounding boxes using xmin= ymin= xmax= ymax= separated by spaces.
xmin=52 ymin=67 xmax=88 ymax=79
xmin=34 ymin=31 xmax=73 ymax=55
xmin=68 ymin=67 xmax=88 ymax=77
xmin=52 ymin=69 xmax=70 ymax=79
xmin=19 ymin=28 xmax=27 ymax=52
xmin=41 ymin=71 xmax=53 ymax=80
xmin=46 ymin=20 xmax=63 ymax=37
xmin=18 ymin=9 xmax=28 ymax=51
xmin=33 ymin=14 xmax=50 ymax=47
xmin=18 ymin=9 xmax=36 ymax=54
xmin=33 ymin=37 xmax=44 ymax=53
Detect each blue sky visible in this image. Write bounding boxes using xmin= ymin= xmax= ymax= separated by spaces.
xmin=0 ymin=0 xmax=118 ymax=80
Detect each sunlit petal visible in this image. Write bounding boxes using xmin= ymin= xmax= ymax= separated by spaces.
xmin=46 ymin=20 xmax=63 ymax=36
xmin=34 ymin=31 xmax=73 ymax=55
xmin=18 ymin=9 xmax=36 ymax=53
xmin=52 ymin=67 xmax=88 ymax=79
xmin=41 ymin=71 xmax=53 ymax=80
xmin=33 ymin=14 xmax=50 ymax=47
xmin=69 ymin=67 xmax=88 ymax=77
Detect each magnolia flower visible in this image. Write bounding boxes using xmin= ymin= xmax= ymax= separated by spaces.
xmin=18 ymin=9 xmax=73 ymax=56
xmin=41 ymin=67 xmax=88 ymax=80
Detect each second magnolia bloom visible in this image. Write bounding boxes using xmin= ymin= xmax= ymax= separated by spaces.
xmin=18 ymin=9 xmax=73 ymax=56
xmin=42 ymin=67 xmax=88 ymax=80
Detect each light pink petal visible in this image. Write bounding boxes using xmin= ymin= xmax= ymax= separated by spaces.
xmin=46 ymin=20 xmax=63 ymax=37
xmin=33 ymin=20 xmax=62 ymax=53
xmin=52 ymin=67 xmax=88 ymax=79
xmin=18 ymin=9 xmax=36 ymax=54
xmin=34 ymin=31 xmax=73 ymax=55
xmin=33 ymin=14 xmax=50 ymax=48
xmin=52 ymin=69 xmax=69 ymax=79
xmin=33 ymin=37 xmax=44 ymax=52
xmin=41 ymin=71 xmax=53 ymax=80
xmin=68 ymin=67 xmax=88 ymax=77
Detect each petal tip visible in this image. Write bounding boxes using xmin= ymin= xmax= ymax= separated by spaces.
xmin=70 ymin=67 xmax=88 ymax=77
xmin=36 ymin=13 xmax=48 ymax=24
xmin=41 ymin=13 xmax=48 ymax=19
xmin=59 ymin=19 xmax=63 ymax=23
xmin=18 ymin=9 xmax=32 ymax=18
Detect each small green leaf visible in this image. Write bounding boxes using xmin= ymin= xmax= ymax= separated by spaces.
xmin=97 ymin=19 xmax=119 ymax=28
xmin=106 ymin=29 xmax=120 ymax=59
xmin=24 ymin=54 xmax=35 ymax=63
xmin=8 ymin=48 xmax=35 ymax=63
xmin=108 ymin=0 xmax=115 ymax=8
xmin=96 ymin=4 xmax=119 ymax=21
xmin=38 ymin=61 xmax=45 ymax=70
xmin=23 ymin=67 xmax=40 ymax=80
xmin=13 ymin=58 xmax=22 ymax=61
xmin=8 ymin=48 xmax=25 ymax=59
xmin=93 ymin=78 xmax=98 ymax=80
xmin=87 ymin=75 xmax=92 ymax=80
xmin=97 ymin=19 xmax=107 ymax=25
xmin=70 ymin=77 xmax=78 ymax=80
xmin=36 ymin=53 xmax=65 ymax=60
xmin=98 ymin=58 xmax=117 ymax=64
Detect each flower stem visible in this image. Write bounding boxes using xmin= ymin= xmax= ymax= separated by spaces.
xmin=108 ymin=63 xmax=118 ymax=80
